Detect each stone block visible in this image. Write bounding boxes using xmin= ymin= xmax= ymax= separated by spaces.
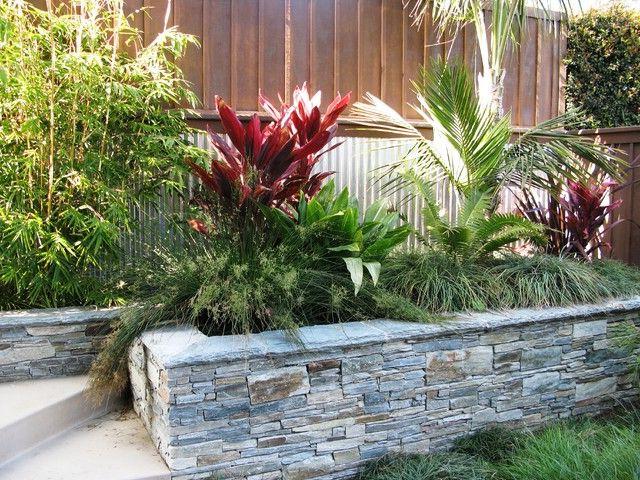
xmin=573 ymin=320 xmax=607 ymax=339
xmin=523 ymin=372 xmax=560 ymax=395
xmin=575 ymin=377 xmax=617 ymax=402
xmin=0 ymin=343 xmax=55 ymax=365
xmin=248 ymin=367 xmax=310 ymax=404
xmin=284 ymin=455 xmax=335 ymax=480
xmin=521 ymin=346 xmax=562 ymax=370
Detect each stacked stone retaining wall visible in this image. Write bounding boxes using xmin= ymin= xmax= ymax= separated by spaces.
xmin=0 ymin=307 xmax=118 ymax=382
xmin=129 ymin=299 xmax=640 ymax=480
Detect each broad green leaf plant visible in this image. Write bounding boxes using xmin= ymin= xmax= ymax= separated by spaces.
xmin=262 ymin=181 xmax=411 ymax=293
xmin=0 ymin=0 xmax=207 ymax=308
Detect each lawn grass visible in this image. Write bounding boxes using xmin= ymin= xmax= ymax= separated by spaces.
xmin=359 ymin=408 xmax=640 ymax=480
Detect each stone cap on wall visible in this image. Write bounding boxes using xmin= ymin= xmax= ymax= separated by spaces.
xmin=0 ymin=306 xmax=120 ymax=329
xmin=138 ymin=296 xmax=640 ymax=368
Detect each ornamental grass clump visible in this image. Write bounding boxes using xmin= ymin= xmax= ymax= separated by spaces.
xmin=0 ymin=0 xmax=206 ymax=309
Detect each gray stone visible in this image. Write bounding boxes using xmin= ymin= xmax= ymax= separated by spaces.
xmin=523 ymin=372 xmax=561 ymax=395
xmin=283 ymin=455 xmax=334 ymax=480
xmin=247 ymin=367 xmax=310 ymax=404
xmin=521 ymin=346 xmax=562 ymax=370
xmin=575 ymin=377 xmax=617 ymax=402
xmin=0 ymin=343 xmax=56 ymax=366
xmin=573 ymin=320 xmax=607 ymax=339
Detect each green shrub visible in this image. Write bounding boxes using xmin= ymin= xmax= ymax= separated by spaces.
xmin=381 ymin=251 xmax=503 ymax=312
xmin=263 ymin=180 xmax=412 ymax=294
xmin=496 ymin=419 xmax=640 ymax=480
xmin=454 ymin=427 xmax=524 ymax=463
xmin=90 ymin=227 xmax=428 ymax=394
xmin=494 ymin=254 xmax=617 ymax=307
xmin=0 ymin=0 xmax=206 ymax=308
xmin=566 ymin=4 xmax=640 ymax=128
xmin=359 ymin=411 xmax=640 ymax=480
xmin=383 ymin=252 xmax=640 ymax=314
xmin=358 ymin=453 xmax=491 ymax=480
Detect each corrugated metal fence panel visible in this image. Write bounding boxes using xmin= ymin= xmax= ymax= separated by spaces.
xmin=120 ymin=133 xmax=550 ymax=260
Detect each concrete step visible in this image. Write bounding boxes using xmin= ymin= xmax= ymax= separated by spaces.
xmin=0 ymin=375 xmax=115 ymax=466
xmin=0 ymin=411 xmax=170 ymax=480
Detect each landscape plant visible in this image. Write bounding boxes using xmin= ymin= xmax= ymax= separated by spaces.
xmin=566 ymin=3 xmax=640 ymax=128
xmin=0 ymin=0 xmax=206 ymax=308
xmin=359 ymin=409 xmax=640 ymax=480
xmin=186 ymin=83 xmax=350 ymax=239
xmin=262 ymin=180 xmax=411 ymax=293
xmin=517 ymin=176 xmax=623 ymax=259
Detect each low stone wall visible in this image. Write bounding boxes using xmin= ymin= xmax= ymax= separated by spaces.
xmin=129 ymin=298 xmax=640 ymax=480
xmin=0 ymin=307 xmax=118 ymax=382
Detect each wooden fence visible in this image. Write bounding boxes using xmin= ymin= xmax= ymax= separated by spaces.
xmin=113 ymin=0 xmax=565 ymax=129
xmin=581 ymin=127 xmax=640 ymax=266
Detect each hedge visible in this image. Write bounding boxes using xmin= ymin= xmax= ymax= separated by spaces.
xmin=566 ymin=4 xmax=640 ymax=128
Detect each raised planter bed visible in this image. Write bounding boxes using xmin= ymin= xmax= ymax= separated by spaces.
xmin=0 ymin=307 xmax=118 ymax=382
xmin=129 ymin=298 xmax=640 ymax=480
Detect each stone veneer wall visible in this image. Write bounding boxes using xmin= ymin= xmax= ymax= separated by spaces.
xmin=0 ymin=307 xmax=118 ymax=382
xmin=129 ymin=298 xmax=640 ymax=480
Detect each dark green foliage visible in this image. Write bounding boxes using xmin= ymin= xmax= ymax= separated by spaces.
xmin=566 ymin=4 xmax=640 ymax=128
xmin=381 ymin=251 xmax=502 ymax=313
xmin=263 ymin=181 xmax=412 ymax=293
xmin=90 ymin=227 xmax=428 ymax=394
xmin=358 ymin=453 xmax=491 ymax=480
xmin=495 ymin=419 xmax=640 ymax=480
xmin=383 ymin=252 xmax=640 ymax=314
xmin=0 ymin=1 xmax=206 ymax=309
xmin=591 ymin=258 xmax=640 ymax=297
xmin=360 ymin=409 xmax=640 ymax=480
xmin=454 ymin=427 xmax=524 ymax=463
xmin=494 ymin=254 xmax=617 ymax=307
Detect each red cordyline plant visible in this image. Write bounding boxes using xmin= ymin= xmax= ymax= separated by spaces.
xmin=517 ymin=178 xmax=623 ymax=259
xmin=186 ymin=84 xmax=350 ymax=234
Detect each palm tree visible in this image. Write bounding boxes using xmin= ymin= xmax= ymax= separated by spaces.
xmin=406 ymin=170 xmax=546 ymax=258
xmin=350 ymin=61 xmax=621 ymax=256
xmin=404 ymin=0 xmax=575 ymax=116
xmin=351 ymin=61 xmax=621 ymax=201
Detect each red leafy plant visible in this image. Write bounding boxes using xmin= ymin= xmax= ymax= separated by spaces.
xmin=517 ymin=178 xmax=623 ymax=259
xmin=187 ymin=84 xmax=350 ymax=234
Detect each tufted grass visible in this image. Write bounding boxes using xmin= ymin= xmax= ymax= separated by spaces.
xmin=359 ymin=408 xmax=640 ymax=480
xmin=383 ymin=251 xmax=640 ymax=314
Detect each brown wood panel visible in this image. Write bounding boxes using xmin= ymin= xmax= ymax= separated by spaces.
xmin=259 ymin=0 xmax=286 ymax=103
xmin=108 ymin=0 xmax=566 ymax=127
xmin=290 ymin=0 xmax=311 ymax=93
xmin=143 ymin=0 xmax=172 ymax=46
xmin=358 ymin=0 xmax=382 ymax=99
xmin=403 ymin=6 xmax=425 ymax=119
xmin=503 ymin=42 xmax=520 ymax=121
xmin=309 ymin=0 xmax=335 ymax=108
xmin=535 ymin=18 xmax=554 ymax=124
xmin=627 ymin=144 xmax=640 ymax=265
xmin=580 ymin=129 xmax=640 ymax=266
xmin=381 ymin=0 xmax=403 ymax=112
xmin=174 ymin=0 xmax=203 ymax=104
xmin=463 ymin=23 xmax=478 ymax=82
xmin=203 ymin=0 xmax=232 ymax=108
xmin=231 ymin=0 xmax=259 ymax=110
xmin=518 ymin=17 xmax=538 ymax=126
xmin=335 ymin=0 xmax=359 ymax=102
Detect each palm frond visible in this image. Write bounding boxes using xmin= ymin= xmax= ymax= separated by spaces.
xmin=504 ymin=109 xmax=626 ymax=189
xmin=415 ymin=61 xmax=512 ymax=194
